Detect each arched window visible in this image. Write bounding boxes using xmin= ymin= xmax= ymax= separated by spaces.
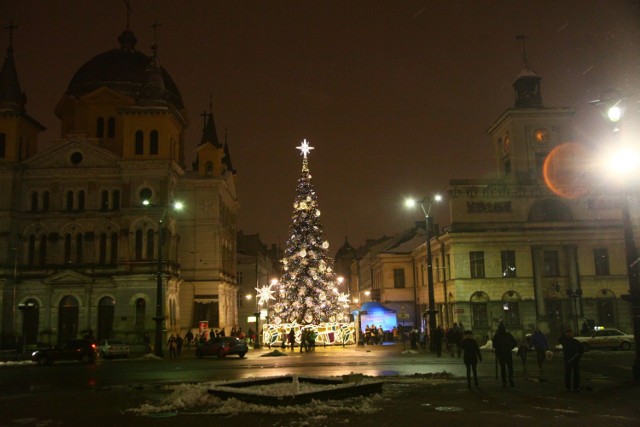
xmin=107 ymin=117 xmax=115 ymax=138
xmin=30 ymin=192 xmax=38 ymax=212
xmin=150 ymin=130 xmax=159 ymax=155
xmin=58 ymin=296 xmax=79 ymax=342
xmin=96 ymin=117 xmax=105 ymax=138
xmin=134 ymin=298 xmax=146 ymax=331
xmin=39 ymin=234 xmax=47 ymax=266
xmin=78 ymin=190 xmax=85 ymax=211
xmin=27 ymin=235 xmax=36 ymax=266
xmin=22 ymin=298 xmax=39 ymax=345
xmin=0 ymin=133 xmax=5 ymax=158
xmin=135 ymin=229 xmax=143 ymax=261
xmin=97 ymin=297 xmax=115 ymax=340
xmin=66 ymin=190 xmax=74 ymax=211
xmin=112 ymin=190 xmax=120 ymax=210
xmin=42 ymin=191 xmax=50 ymax=211
xmin=135 ymin=131 xmax=144 ymax=155
xmin=75 ymin=234 xmax=83 ymax=264
xmin=470 ymin=291 xmax=490 ymax=328
xmin=101 ymin=190 xmax=109 ymax=210
xmin=64 ymin=234 xmax=72 ymax=263
xmin=99 ymin=233 xmax=107 ymax=264
xmin=146 ymin=229 xmax=155 ymax=259
xmin=110 ymin=232 xmax=118 ymax=264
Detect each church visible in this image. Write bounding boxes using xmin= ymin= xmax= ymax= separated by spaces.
xmin=0 ymin=20 xmax=239 ymax=349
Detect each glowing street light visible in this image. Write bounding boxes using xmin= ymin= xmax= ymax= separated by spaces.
xmin=144 ymin=199 xmax=184 ymax=358
xmin=592 ymin=90 xmax=640 ymax=380
xmin=405 ymin=193 xmax=442 ymax=351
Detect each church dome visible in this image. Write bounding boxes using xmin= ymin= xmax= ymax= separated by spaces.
xmin=65 ymin=29 xmax=184 ymax=109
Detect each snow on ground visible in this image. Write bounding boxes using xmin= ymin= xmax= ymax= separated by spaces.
xmin=125 ymin=373 xmax=453 ymax=418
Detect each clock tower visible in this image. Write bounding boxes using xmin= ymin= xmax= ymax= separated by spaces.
xmin=487 ymin=63 xmax=574 ymax=185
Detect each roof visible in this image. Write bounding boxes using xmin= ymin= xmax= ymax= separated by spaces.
xmin=66 ymin=30 xmax=184 ymax=109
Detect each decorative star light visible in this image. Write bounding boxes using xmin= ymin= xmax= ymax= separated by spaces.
xmin=338 ymin=293 xmax=351 ymax=304
xmin=296 ymin=139 xmax=314 ymax=158
xmin=255 ymin=284 xmax=276 ymax=306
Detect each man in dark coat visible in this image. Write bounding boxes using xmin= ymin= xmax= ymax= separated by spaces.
xmin=558 ymin=328 xmax=584 ymax=391
xmin=462 ymin=330 xmax=483 ymax=389
xmin=431 ymin=325 xmax=444 ymax=357
xmin=492 ymin=322 xmax=517 ymax=387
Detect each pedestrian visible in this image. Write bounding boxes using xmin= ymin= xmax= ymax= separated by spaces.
xmin=247 ymin=327 xmax=254 ymax=345
xmin=300 ymin=329 xmax=307 ymax=352
xmin=559 ymin=328 xmax=584 ymax=392
xmin=288 ymin=327 xmax=296 ymax=350
xmin=530 ymin=327 xmax=549 ymax=378
xmin=432 ymin=325 xmax=444 ymax=357
xmin=516 ymin=335 xmax=529 ymax=378
xmin=445 ymin=326 xmax=455 ymax=357
xmin=492 ymin=322 xmax=517 ymax=387
xmin=167 ymin=334 xmax=177 ymax=358
xmin=184 ymin=330 xmax=194 ymax=349
xmin=175 ymin=334 xmax=183 ymax=357
xmin=454 ymin=324 xmax=464 ymax=357
xmin=462 ymin=330 xmax=482 ymax=389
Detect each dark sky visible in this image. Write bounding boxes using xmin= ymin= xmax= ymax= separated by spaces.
xmin=2 ymin=1 xmax=639 ymax=253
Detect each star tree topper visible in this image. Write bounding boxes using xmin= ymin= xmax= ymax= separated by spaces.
xmin=296 ymin=139 xmax=314 ymax=158
xmin=256 ymin=284 xmax=276 ymax=306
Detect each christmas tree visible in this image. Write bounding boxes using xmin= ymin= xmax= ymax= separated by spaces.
xmin=269 ymin=140 xmax=347 ymax=326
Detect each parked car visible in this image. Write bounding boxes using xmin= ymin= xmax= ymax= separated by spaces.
xmin=96 ymin=339 xmax=130 ymax=359
xmin=196 ymin=337 xmax=248 ymax=358
xmin=574 ymin=328 xmax=635 ymax=351
xmin=31 ymin=339 xmax=97 ymax=365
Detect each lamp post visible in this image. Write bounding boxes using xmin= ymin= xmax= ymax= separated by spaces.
xmin=406 ymin=194 xmax=442 ymax=350
xmin=592 ymin=91 xmax=640 ymax=381
xmin=144 ymin=200 xmax=184 ymax=358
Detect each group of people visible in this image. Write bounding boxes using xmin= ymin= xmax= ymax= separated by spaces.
xmin=363 ymin=325 xmax=385 ymax=345
xmin=281 ymin=327 xmax=317 ymax=351
xmin=427 ymin=322 xmax=465 ymax=357
xmin=459 ymin=322 xmax=583 ymax=392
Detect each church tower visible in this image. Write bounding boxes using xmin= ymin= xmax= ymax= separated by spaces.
xmin=486 ymin=40 xmax=574 ymax=185
xmin=0 ymin=22 xmax=45 ymax=164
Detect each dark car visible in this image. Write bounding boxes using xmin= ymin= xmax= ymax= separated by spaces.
xmin=196 ymin=337 xmax=248 ymax=358
xmin=31 ymin=339 xmax=98 ymax=365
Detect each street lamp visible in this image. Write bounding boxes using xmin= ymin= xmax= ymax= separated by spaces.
xmin=406 ymin=194 xmax=442 ymax=351
xmin=144 ymin=199 xmax=184 ymax=358
xmin=592 ymin=91 xmax=640 ymax=380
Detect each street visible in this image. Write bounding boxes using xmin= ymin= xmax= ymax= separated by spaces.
xmin=0 ymin=343 xmax=639 ymax=426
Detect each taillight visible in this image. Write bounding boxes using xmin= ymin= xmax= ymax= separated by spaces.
xmin=91 ymin=344 xmax=96 ymax=349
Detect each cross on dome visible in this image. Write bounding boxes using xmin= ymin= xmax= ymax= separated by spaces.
xmin=296 ymin=139 xmax=314 ymax=158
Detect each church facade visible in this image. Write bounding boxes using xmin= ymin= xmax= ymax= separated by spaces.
xmin=0 ymin=23 xmax=238 ymax=349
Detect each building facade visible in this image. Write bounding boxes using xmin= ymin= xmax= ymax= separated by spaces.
xmin=0 ymin=23 xmax=238 ymax=349
xmin=344 ymin=64 xmax=634 ymax=344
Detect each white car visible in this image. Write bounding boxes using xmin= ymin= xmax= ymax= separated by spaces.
xmin=574 ymin=328 xmax=635 ymax=351
xmin=96 ymin=339 xmax=130 ymax=359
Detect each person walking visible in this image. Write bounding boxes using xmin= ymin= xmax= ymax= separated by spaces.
xmin=462 ymin=330 xmax=482 ymax=389
xmin=530 ymin=327 xmax=549 ymax=379
xmin=184 ymin=330 xmax=194 ymax=350
xmin=432 ymin=325 xmax=444 ymax=357
xmin=559 ymin=328 xmax=584 ymax=392
xmin=492 ymin=322 xmax=517 ymax=387
xmin=175 ymin=334 xmax=183 ymax=357
xmin=288 ymin=327 xmax=296 ymax=351
xmin=167 ymin=334 xmax=177 ymax=358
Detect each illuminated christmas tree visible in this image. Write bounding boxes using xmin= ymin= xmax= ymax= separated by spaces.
xmin=269 ymin=140 xmax=346 ymax=326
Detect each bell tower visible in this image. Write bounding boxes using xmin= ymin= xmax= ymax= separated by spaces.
xmin=0 ymin=21 xmax=45 ymax=163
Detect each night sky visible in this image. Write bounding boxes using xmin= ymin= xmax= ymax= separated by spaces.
xmin=2 ymin=1 xmax=639 ymax=253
